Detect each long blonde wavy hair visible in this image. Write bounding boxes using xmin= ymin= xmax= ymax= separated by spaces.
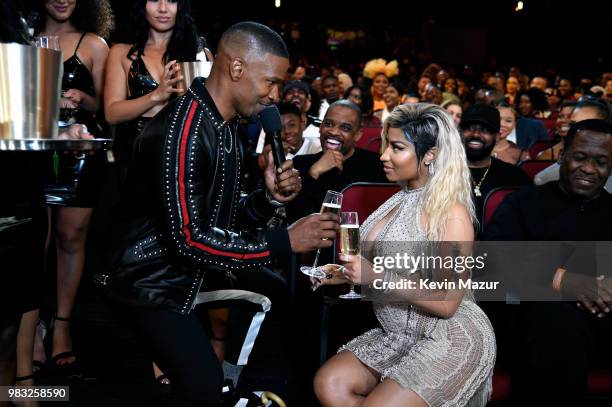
xmin=382 ymin=103 xmax=476 ymax=241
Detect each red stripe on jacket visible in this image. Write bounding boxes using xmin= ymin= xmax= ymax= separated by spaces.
xmin=176 ymin=101 xmax=270 ymax=260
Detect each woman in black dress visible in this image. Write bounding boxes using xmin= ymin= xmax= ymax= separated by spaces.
xmin=30 ymin=0 xmax=113 ymax=378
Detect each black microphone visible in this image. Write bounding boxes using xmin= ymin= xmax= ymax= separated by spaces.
xmin=259 ymin=105 xmax=286 ymax=169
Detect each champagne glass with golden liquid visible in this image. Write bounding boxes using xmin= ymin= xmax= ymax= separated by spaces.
xmin=339 ymin=211 xmax=362 ymax=299
xmin=300 ymin=190 xmax=342 ymax=278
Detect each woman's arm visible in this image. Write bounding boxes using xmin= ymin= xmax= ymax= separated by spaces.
xmin=341 ymin=204 xmax=474 ymax=319
xmin=84 ymin=34 xmax=109 ymax=112
xmin=62 ymin=34 xmax=109 ymax=113
xmin=103 ymin=44 xmax=181 ymax=124
xmin=409 ymin=205 xmax=473 ymax=318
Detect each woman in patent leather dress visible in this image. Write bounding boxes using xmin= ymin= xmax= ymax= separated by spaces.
xmin=315 ymin=104 xmax=496 ymax=407
xmin=28 ymin=0 xmax=113 ymax=380
xmin=104 ymin=0 xmax=209 ymax=172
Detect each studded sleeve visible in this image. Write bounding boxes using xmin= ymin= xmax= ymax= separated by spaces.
xmin=161 ymin=98 xmax=273 ymax=270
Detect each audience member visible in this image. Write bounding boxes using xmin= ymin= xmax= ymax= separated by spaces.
xmin=460 ymin=104 xmax=532 ymax=237
xmin=288 ymin=100 xmax=387 ymax=221
xmin=492 ymin=102 xmax=530 ymax=164
xmin=535 ymin=99 xmax=612 ymax=189
xmin=318 ymin=75 xmax=341 ymax=119
xmin=484 ymin=119 xmax=612 ymax=406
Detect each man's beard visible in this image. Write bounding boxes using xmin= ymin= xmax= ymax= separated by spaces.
xmin=464 ymin=139 xmax=495 ymax=162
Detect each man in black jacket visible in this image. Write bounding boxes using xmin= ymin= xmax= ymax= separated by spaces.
xmin=104 ymin=22 xmax=338 ymax=406
xmin=484 ymin=119 xmax=612 ymax=406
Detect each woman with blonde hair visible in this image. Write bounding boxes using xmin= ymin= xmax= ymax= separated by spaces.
xmin=315 ymin=103 xmax=496 ymax=407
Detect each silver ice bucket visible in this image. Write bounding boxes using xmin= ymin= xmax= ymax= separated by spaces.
xmin=178 ymin=59 xmax=212 ymax=93
xmin=0 ymin=43 xmax=62 ymax=141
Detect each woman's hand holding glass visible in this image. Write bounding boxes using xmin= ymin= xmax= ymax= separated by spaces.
xmin=338 ymin=254 xmax=377 ymax=286
xmin=62 ymin=89 xmax=84 ymax=107
xmin=151 ymin=60 xmax=183 ymax=103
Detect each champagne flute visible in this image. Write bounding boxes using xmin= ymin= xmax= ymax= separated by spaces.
xmin=300 ymin=190 xmax=343 ymax=279
xmin=339 ymin=211 xmax=362 ymax=299
xmin=34 ymin=35 xmax=60 ymax=50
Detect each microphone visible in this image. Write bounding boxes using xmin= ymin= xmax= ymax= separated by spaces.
xmin=259 ymin=105 xmax=286 ymax=169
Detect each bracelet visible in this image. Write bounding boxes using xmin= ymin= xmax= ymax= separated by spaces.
xmin=265 ymin=190 xmax=285 ymax=208
xmin=552 ymin=267 xmax=567 ymax=292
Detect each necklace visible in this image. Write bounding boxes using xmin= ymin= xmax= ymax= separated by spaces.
xmin=473 ymin=161 xmax=491 ymax=197
xmin=224 ymin=124 xmax=233 ymax=154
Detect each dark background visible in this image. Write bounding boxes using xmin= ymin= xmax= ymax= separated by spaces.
xmin=110 ymin=0 xmax=611 ymax=80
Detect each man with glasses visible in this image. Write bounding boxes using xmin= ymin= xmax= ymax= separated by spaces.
xmin=460 ymin=104 xmax=532 ymax=237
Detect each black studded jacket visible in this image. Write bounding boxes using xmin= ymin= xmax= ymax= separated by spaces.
xmin=101 ymin=78 xmax=291 ymax=314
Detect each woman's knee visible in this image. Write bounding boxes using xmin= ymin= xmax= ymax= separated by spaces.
xmin=314 ymin=362 xmax=348 ymax=403
xmin=55 ymin=223 xmax=89 ymax=253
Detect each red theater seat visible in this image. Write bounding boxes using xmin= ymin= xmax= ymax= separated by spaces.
xmin=356 ymin=127 xmax=382 ymax=150
xmin=340 ymin=182 xmax=400 ymax=222
xmin=528 ymin=140 xmax=557 ymax=159
xmin=482 ymin=187 xmax=520 ymax=232
xmin=518 ymin=159 xmax=556 ymax=180
xmin=491 ymin=368 xmax=512 ymax=401
xmin=491 ymin=368 xmax=612 ymax=401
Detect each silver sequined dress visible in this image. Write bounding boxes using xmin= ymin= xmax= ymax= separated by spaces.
xmin=340 ymin=187 xmax=496 ymax=407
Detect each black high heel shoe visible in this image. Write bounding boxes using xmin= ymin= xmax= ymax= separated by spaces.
xmin=48 ymin=314 xmax=82 ymax=380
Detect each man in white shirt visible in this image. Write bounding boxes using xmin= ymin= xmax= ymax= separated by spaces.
xmin=279 ymin=102 xmax=321 ymax=159
xmin=257 ymin=102 xmax=321 ymax=168
xmin=282 ymin=80 xmax=321 ymax=139
xmin=318 ymin=75 xmax=341 ymax=120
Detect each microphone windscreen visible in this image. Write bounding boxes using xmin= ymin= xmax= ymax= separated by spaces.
xmin=259 ymin=105 xmax=282 ymax=133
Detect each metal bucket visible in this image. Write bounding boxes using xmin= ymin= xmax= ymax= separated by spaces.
xmin=0 ymin=43 xmax=62 ymax=141
xmin=178 ymin=60 xmax=212 ymax=93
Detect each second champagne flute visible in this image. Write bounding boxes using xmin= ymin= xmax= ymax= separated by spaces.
xmin=339 ymin=211 xmax=362 ymax=299
xmin=300 ymin=190 xmax=343 ymax=278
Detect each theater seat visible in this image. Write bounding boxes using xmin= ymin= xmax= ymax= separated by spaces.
xmin=340 ymin=182 xmax=399 ymax=223
xmin=356 ymin=127 xmax=382 ymax=150
xmin=528 ymin=140 xmax=557 ymax=158
xmin=587 ymin=369 xmax=612 ymax=397
xmin=318 ymin=182 xmax=399 ymax=364
xmin=364 ymin=136 xmax=382 ymax=153
xmin=490 ymin=367 xmax=612 ymax=401
xmin=491 ymin=367 xmax=512 ymax=401
xmin=537 ymin=117 xmax=557 ymax=132
xmin=482 ymin=187 xmax=520 ymax=233
xmin=518 ymin=159 xmax=556 ymax=180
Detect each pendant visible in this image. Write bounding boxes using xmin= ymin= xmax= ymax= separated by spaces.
xmin=474 ymin=187 xmax=481 ymax=197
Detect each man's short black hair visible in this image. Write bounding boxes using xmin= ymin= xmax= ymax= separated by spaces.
xmin=321 ymin=75 xmax=339 ymax=83
xmin=277 ymin=102 xmax=301 ymax=117
xmin=328 ymin=99 xmax=362 ymax=128
xmin=221 ymin=21 xmax=288 ymax=58
xmin=574 ymin=98 xmax=611 ymax=124
xmin=563 ymin=119 xmax=612 ymax=152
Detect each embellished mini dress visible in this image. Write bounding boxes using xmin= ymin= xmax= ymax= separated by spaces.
xmin=341 ymin=187 xmax=497 ymax=407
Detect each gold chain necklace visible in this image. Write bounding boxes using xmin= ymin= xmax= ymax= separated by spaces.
xmin=473 ymin=161 xmax=491 ymax=197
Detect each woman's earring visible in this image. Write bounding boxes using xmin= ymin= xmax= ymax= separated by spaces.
xmin=428 ymin=160 xmax=435 ymax=175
